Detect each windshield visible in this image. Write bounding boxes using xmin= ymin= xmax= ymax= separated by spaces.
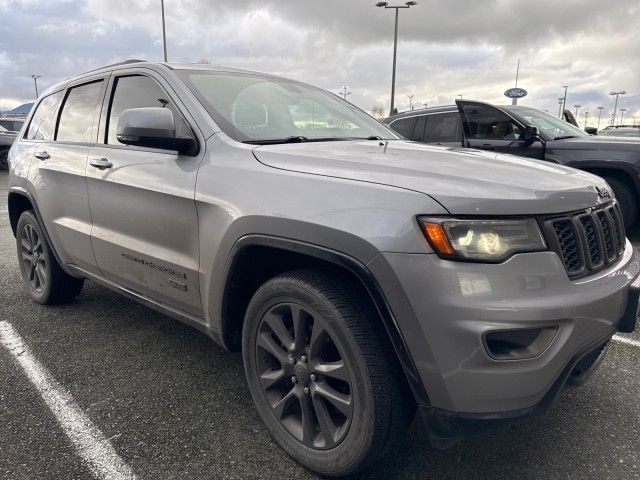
xmin=506 ymin=107 xmax=588 ymax=140
xmin=177 ymin=70 xmax=397 ymax=144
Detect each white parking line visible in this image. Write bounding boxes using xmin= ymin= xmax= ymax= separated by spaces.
xmin=0 ymin=321 xmax=137 ymax=480
xmin=612 ymin=334 xmax=640 ymax=348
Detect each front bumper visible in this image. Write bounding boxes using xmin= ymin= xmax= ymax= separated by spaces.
xmin=368 ymin=240 xmax=640 ymax=437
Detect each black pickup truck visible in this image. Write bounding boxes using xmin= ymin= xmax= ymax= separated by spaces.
xmin=0 ymin=116 xmax=26 ymax=169
xmin=384 ymin=100 xmax=640 ymax=228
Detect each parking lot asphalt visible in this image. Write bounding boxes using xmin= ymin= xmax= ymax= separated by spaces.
xmin=1 ymin=169 xmax=639 ymax=480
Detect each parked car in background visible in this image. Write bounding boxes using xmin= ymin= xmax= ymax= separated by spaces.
xmin=599 ymin=125 xmax=640 ymax=138
xmin=384 ymin=101 xmax=640 ymax=229
xmin=0 ymin=115 xmax=25 ymax=169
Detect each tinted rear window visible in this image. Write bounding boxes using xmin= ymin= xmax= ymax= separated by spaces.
xmin=26 ymin=92 xmax=64 ymax=141
xmin=424 ymin=113 xmax=461 ymax=143
xmin=57 ymin=81 xmax=104 ymax=143
xmin=389 ymin=117 xmax=417 ymax=138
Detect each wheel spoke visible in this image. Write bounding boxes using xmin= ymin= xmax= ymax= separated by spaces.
xmin=272 ymin=387 xmax=296 ymax=419
xmin=314 ymin=382 xmax=352 ymax=417
xmin=312 ymin=394 xmax=338 ymax=446
xmin=314 ymin=360 xmax=349 ymax=383
xmin=21 ymin=236 xmax=31 ymax=252
xmin=260 ymin=368 xmax=287 ymax=390
xmin=308 ymin=315 xmax=326 ymax=356
xmin=299 ymin=391 xmax=316 ymax=446
xmin=291 ymin=305 xmax=308 ymax=352
xmin=264 ymin=311 xmax=294 ymax=351
xmin=21 ymin=251 xmax=32 ymax=263
xmin=36 ymin=264 xmax=47 ymax=285
xmin=256 ymin=331 xmax=289 ymax=366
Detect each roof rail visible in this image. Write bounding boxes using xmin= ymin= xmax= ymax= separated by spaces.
xmin=81 ymin=59 xmax=148 ymax=76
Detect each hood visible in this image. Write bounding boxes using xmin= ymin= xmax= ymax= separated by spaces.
xmin=554 ymin=135 xmax=640 ymax=150
xmin=253 ymin=140 xmax=610 ymax=215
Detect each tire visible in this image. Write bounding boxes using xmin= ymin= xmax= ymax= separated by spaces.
xmin=16 ymin=210 xmax=84 ymax=304
xmin=242 ymin=270 xmax=415 ymax=477
xmin=604 ymin=176 xmax=637 ymax=231
xmin=0 ymin=149 xmax=8 ymax=170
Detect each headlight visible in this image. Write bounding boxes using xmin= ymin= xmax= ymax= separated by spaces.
xmin=419 ymin=218 xmax=546 ymax=262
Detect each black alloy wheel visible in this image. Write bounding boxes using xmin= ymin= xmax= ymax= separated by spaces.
xmin=255 ymin=301 xmax=353 ymax=449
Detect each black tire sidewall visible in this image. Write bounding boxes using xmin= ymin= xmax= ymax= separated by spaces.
xmin=242 ymin=279 xmax=378 ymax=476
xmin=605 ymin=177 xmax=637 ymax=229
xmin=16 ymin=211 xmax=55 ymax=304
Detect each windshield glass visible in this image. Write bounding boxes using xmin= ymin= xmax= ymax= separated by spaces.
xmin=506 ymin=107 xmax=588 ymax=139
xmin=177 ymin=70 xmax=397 ymax=143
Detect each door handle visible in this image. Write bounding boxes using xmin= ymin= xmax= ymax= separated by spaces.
xmin=89 ymin=157 xmax=113 ymax=170
xmin=34 ymin=151 xmax=50 ymax=160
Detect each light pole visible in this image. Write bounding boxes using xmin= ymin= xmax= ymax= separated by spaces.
xmin=597 ymin=106 xmax=604 ymax=130
xmin=609 ymin=90 xmax=626 ymax=126
xmin=161 ymin=0 xmax=168 ymax=62
xmin=375 ymin=1 xmax=418 ymax=115
xmin=574 ymin=104 xmax=581 ymax=118
xmin=560 ymin=85 xmax=568 ymax=117
xmin=31 ymin=74 xmax=42 ymax=98
xmin=338 ymin=86 xmax=352 ymax=101
xmin=583 ymin=110 xmax=589 ymax=128
xmin=423 ymin=103 xmax=428 ymax=109
xmin=458 ymin=94 xmax=463 ymax=100
xmin=407 ymin=94 xmax=414 ymax=111
xmin=558 ymin=98 xmax=564 ymax=117
xmin=620 ymin=108 xmax=627 ymax=125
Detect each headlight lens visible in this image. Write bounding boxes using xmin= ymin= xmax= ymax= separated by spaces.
xmin=419 ymin=218 xmax=546 ymax=262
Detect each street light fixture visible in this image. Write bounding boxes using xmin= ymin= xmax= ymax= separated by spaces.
xmin=609 ymin=90 xmax=626 ymax=126
xmin=597 ymin=106 xmax=604 ymax=130
xmin=407 ymin=94 xmax=414 ymax=111
xmin=620 ymin=108 xmax=627 ymax=125
xmin=560 ymin=85 xmax=568 ymax=117
xmin=30 ymin=74 xmax=42 ymax=98
xmin=583 ymin=110 xmax=589 ymax=128
xmin=338 ymin=86 xmax=352 ymax=101
xmin=557 ymin=97 xmax=564 ymax=117
xmin=375 ymin=1 xmax=418 ymax=115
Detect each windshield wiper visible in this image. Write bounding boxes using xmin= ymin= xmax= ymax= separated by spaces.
xmin=243 ymin=136 xmax=310 ymax=145
xmin=553 ymin=135 xmax=578 ymax=140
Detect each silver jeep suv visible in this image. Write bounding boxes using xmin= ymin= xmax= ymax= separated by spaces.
xmin=8 ymin=60 xmax=640 ymax=477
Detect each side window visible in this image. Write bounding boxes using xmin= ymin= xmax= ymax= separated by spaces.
xmin=56 ymin=81 xmax=104 ymax=143
xmin=410 ymin=115 xmax=426 ymax=142
xmin=106 ymin=75 xmax=193 ymax=145
xmin=389 ymin=117 xmax=416 ymax=139
xmin=460 ymin=104 xmax=522 ymax=140
xmin=424 ymin=113 xmax=462 ymax=143
xmin=26 ymin=91 xmax=64 ymax=141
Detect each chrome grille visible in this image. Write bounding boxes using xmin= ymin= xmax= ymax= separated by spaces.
xmin=544 ymin=202 xmax=626 ymax=279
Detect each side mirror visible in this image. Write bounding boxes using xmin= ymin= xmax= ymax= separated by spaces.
xmin=584 ymin=127 xmax=598 ymax=135
xmin=524 ymin=125 xmax=541 ymax=143
xmin=116 ymin=107 xmax=196 ymax=154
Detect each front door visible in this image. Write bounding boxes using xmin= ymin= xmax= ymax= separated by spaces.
xmin=456 ymin=100 xmax=544 ymax=159
xmin=86 ymin=72 xmax=204 ymax=317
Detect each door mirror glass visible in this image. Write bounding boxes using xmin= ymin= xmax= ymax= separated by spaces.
xmin=524 ymin=125 xmax=541 ymax=142
xmin=116 ymin=107 xmax=196 ymax=154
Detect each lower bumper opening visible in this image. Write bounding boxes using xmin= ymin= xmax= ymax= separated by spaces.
xmin=484 ymin=326 xmax=557 ymax=360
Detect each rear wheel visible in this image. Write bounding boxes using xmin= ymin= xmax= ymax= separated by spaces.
xmin=242 ymin=270 xmax=415 ymax=477
xmin=604 ymin=176 xmax=637 ymax=230
xmin=16 ymin=210 xmax=84 ymax=304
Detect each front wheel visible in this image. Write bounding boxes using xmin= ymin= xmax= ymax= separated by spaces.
xmin=242 ymin=270 xmax=415 ymax=477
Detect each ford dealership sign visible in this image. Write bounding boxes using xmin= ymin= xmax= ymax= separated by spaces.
xmin=504 ymin=87 xmax=528 ymax=99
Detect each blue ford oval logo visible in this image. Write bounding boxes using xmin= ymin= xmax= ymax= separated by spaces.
xmin=504 ymin=88 xmax=528 ymax=99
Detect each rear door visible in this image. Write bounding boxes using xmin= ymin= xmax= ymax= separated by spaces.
xmin=86 ymin=71 xmax=204 ymax=316
xmin=456 ymin=100 xmax=544 ymax=159
xmin=28 ymin=77 xmax=107 ymax=273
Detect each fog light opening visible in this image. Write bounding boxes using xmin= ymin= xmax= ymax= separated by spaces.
xmin=484 ymin=326 xmax=557 ymax=360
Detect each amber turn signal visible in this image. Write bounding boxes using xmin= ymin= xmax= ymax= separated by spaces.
xmin=420 ymin=221 xmax=455 ymax=256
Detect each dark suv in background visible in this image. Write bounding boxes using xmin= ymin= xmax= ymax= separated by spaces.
xmin=384 ymin=101 xmax=640 ymax=228
xmin=0 ymin=114 xmax=26 ymax=169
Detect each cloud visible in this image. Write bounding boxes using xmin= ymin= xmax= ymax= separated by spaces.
xmin=1 ymin=0 xmax=639 ymax=125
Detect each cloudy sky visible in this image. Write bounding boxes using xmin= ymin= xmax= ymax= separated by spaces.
xmin=1 ymin=0 xmax=639 ymax=126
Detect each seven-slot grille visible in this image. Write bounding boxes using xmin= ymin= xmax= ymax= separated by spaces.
xmin=544 ymin=202 xmax=626 ymax=279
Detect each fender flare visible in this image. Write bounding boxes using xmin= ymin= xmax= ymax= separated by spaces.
xmin=565 ymin=160 xmax=640 ymax=192
xmin=220 ymin=234 xmax=431 ymax=406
